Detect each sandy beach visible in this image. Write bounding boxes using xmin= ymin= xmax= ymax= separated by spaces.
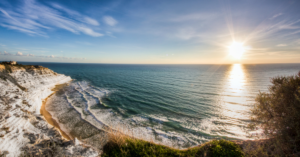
xmin=40 ymin=84 xmax=72 ymax=140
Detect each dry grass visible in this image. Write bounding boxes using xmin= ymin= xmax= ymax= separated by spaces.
xmin=106 ymin=126 xmax=131 ymax=147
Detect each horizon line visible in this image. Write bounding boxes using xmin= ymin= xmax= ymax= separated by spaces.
xmin=2 ymin=60 xmax=300 ymax=65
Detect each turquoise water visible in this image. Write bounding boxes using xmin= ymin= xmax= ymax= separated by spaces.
xmin=21 ymin=63 xmax=300 ymax=147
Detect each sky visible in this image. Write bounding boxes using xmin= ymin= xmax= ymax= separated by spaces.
xmin=0 ymin=0 xmax=300 ymax=64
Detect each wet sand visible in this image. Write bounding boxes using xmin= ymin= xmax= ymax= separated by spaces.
xmin=40 ymin=83 xmax=72 ymax=140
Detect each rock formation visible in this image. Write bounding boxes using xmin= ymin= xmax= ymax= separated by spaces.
xmin=0 ymin=64 xmax=98 ymax=157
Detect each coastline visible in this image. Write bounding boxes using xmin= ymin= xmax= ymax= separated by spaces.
xmin=0 ymin=63 xmax=98 ymax=156
xmin=40 ymin=83 xmax=72 ymax=140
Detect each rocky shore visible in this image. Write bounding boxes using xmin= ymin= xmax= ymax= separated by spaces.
xmin=0 ymin=63 xmax=99 ymax=157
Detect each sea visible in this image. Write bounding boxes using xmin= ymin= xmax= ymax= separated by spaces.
xmin=20 ymin=63 xmax=300 ymax=148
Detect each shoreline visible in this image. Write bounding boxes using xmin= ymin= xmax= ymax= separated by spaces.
xmin=41 ymin=95 xmax=72 ymax=140
xmin=40 ymin=83 xmax=72 ymax=140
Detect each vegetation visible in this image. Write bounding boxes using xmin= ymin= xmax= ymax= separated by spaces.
xmin=248 ymin=72 xmax=300 ymax=156
xmin=0 ymin=61 xmax=42 ymax=72
xmin=102 ymin=129 xmax=244 ymax=157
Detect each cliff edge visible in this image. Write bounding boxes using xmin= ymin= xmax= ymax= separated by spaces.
xmin=0 ymin=63 xmax=98 ymax=157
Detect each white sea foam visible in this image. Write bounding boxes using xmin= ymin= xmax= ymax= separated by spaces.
xmin=44 ymin=82 xmax=201 ymax=148
xmin=44 ymin=80 xmax=254 ymax=150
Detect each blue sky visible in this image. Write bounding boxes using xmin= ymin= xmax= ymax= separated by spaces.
xmin=0 ymin=0 xmax=300 ymax=64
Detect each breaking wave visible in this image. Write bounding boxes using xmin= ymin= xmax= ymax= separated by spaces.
xmin=46 ymin=80 xmax=250 ymax=149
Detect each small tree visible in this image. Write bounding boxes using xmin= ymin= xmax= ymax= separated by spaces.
xmin=250 ymin=72 xmax=300 ymax=155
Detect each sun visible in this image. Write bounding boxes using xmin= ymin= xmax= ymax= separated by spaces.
xmin=228 ymin=42 xmax=246 ymax=59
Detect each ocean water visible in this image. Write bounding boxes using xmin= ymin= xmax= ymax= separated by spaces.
xmin=20 ymin=63 xmax=300 ymax=148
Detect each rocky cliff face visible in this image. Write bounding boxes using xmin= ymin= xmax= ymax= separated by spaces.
xmin=0 ymin=65 xmax=70 ymax=113
xmin=0 ymin=64 xmax=98 ymax=157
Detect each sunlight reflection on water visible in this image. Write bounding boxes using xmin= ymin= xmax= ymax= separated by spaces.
xmin=218 ymin=64 xmax=251 ymax=139
xmin=228 ymin=64 xmax=246 ymax=92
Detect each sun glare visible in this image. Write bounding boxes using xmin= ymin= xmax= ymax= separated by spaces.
xmin=228 ymin=42 xmax=246 ymax=59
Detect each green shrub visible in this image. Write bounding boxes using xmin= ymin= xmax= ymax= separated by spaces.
xmin=250 ymin=72 xmax=300 ymax=155
xmin=102 ymin=138 xmax=244 ymax=157
xmin=200 ymin=140 xmax=244 ymax=157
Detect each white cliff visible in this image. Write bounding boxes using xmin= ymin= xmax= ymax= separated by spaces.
xmin=0 ymin=64 xmax=98 ymax=157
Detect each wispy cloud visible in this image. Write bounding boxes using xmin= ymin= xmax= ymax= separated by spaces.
xmin=51 ymin=3 xmax=100 ymax=26
xmin=169 ymin=13 xmax=217 ymax=22
xmin=3 ymin=51 xmax=11 ymax=55
xmin=126 ymin=9 xmax=219 ymax=42
xmin=277 ymin=44 xmax=287 ymax=47
xmin=16 ymin=51 xmax=23 ymax=56
xmin=278 ymin=25 xmax=299 ymax=29
xmin=103 ymin=16 xmax=118 ymax=26
xmin=0 ymin=51 xmax=85 ymax=60
xmin=0 ymin=0 xmax=103 ymax=37
xmin=244 ymin=18 xmax=300 ymax=44
xmin=270 ymin=13 xmax=283 ymax=19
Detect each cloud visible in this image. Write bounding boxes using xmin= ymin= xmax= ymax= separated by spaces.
xmin=170 ymin=13 xmax=217 ymax=22
xmin=51 ymin=3 xmax=100 ymax=26
xmin=279 ymin=25 xmax=299 ymax=30
xmin=4 ymin=51 xmax=11 ymax=55
xmin=84 ymin=17 xmax=99 ymax=26
xmin=277 ymin=44 xmax=287 ymax=47
xmin=0 ymin=0 xmax=103 ymax=37
xmin=287 ymin=30 xmax=300 ymax=36
xmin=103 ymin=16 xmax=118 ymax=26
xmin=16 ymin=51 xmax=23 ymax=56
xmin=0 ymin=51 xmax=83 ymax=60
xmin=270 ymin=13 xmax=283 ymax=19
xmin=245 ymin=18 xmax=300 ymax=43
xmin=78 ymin=27 xmax=103 ymax=37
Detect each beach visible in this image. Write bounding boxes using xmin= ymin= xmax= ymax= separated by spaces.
xmin=40 ymin=83 xmax=72 ymax=140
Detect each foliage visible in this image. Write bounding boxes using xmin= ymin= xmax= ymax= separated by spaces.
xmin=0 ymin=61 xmax=42 ymax=71
xmin=249 ymin=72 xmax=300 ymax=155
xmin=102 ymin=136 xmax=244 ymax=157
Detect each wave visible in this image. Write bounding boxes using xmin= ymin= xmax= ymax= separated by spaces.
xmin=45 ymin=81 xmax=251 ymax=149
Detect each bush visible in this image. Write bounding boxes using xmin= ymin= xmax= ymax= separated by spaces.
xmin=102 ymin=134 xmax=244 ymax=157
xmin=199 ymin=140 xmax=244 ymax=157
xmin=250 ymin=72 xmax=300 ymax=155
